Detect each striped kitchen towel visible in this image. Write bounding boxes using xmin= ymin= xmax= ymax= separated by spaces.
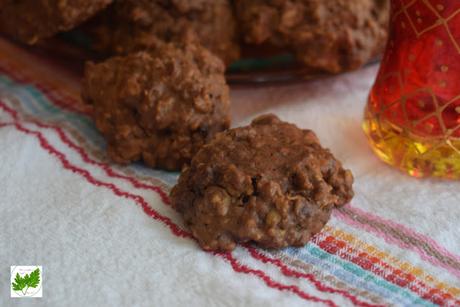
xmin=1 ymin=37 xmax=459 ymax=307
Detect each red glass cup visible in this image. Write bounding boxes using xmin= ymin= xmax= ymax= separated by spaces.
xmin=363 ymin=0 xmax=460 ymax=179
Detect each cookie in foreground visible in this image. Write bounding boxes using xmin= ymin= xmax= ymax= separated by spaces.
xmin=81 ymin=43 xmax=230 ymax=171
xmin=171 ymin=114 xmax=354 ymax=251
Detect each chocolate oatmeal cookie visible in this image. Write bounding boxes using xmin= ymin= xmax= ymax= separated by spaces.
xmin=234 ymin=0 xmax=389 ymax=73
xmin=91 ymin=0 xmax=240 ymax=65
xmin=171 ymin=114 xmax=354 ymax=251
xmin=0 ymin=0 xmax=112 ymax=44
xmin=81 ymin=43 xmax=231 ymax=171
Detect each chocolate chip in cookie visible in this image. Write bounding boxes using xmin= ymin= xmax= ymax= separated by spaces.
xmin=171 ymin=114 xmax=354 ymax=251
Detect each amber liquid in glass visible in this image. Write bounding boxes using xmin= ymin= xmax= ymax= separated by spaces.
xmin=363 ymin=0 xmax=460 ymax=179
xmin=363 ymin=102 xmax=460 ymax=179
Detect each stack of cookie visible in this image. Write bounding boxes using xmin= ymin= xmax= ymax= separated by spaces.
xmin=1 ymin=0 xmax=371 ymax=251
xmin=0 ymin=0 xmax=389 ymax=73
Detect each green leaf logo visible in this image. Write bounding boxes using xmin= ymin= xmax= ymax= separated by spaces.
xmin=11 ymin=268 xmax=41 ymax=296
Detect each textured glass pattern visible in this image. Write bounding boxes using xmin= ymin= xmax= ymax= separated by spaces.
xmin=363 ymin=0 xmax=460 ymax=179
